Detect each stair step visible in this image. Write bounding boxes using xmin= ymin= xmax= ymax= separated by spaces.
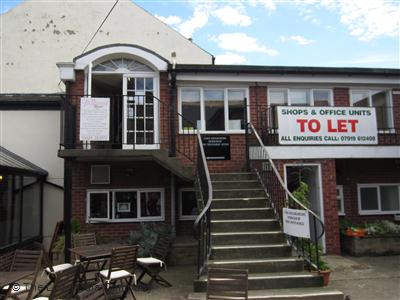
xmin=213 ymin=188 xmax=266 ymax=198
xmin=211 ymin=173 xmax=258 ymax=181
xmin=212 ymin=231 xmax=286 ymax=245
xmin=212 ymin=219 xmax=280 ymax=232
xmin=212 ymin=197 xmax=267 ymax=209
xmin=211 ymin=244 xmax=291 ymax=260
xmin=212 ymin=180 xmax=262 ymax=189
xmin=211 ymin=207 xmax=275 ymax=220
xmin=208 ymin=257 xmax=304 ymax=273
xmin=194 ymin=271 xmax=323 ymax=291
xmin=188 ymin=287 xmax=344 ymax=300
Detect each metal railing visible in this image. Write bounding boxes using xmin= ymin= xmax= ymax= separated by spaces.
xmin=193 ymin=130 xmax=213 ymax=278
xmin=259 ymin=105 xmax=400 ymax=145
xmin=246 ymin=122 xmax=325 ymax=271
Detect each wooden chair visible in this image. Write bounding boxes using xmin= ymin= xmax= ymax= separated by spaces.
xmin=137 ymin=235 xmax=172 ymax=290
xmin=48 ymin=221 xmax=64 ymax=266
xmin=72 ymin=233 xmax=97 ymax=248
xmin=32 ymin=264 xmax=81 ymax=300
xmin=98 ymin=245 xmax=138 ymax=300
xmin=76 ymin=282 xmax=108 ymax=300
xmin=206 ymin=268 xmax=248 ymax=300
xmin=1 ymin=249 xmax=43 ymax=300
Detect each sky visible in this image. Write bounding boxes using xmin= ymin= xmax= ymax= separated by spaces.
xmin=1 ymin=0 xmax=400 ymax=68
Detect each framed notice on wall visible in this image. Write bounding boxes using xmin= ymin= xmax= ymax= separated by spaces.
xmin=277 ymin=106 xmax=378 ymax=145
xmin=202 ymin=136 xmax=230 ymax=160
xmin=80 ymin=97 xmax=110 ymax=141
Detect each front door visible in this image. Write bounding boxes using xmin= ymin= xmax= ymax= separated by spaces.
xmin=122 ymin=74 xmax=159 ymax=149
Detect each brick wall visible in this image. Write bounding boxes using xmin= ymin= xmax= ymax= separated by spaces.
xmin=71 ymin=161 xmax=172 ymax=241
xmin=336 ymin=159 xmax=400 ymax=224
xmin=274 ymin=159 xmax=340 ymax=254
xmin=333 ymin=88 xmax=350 ymax=106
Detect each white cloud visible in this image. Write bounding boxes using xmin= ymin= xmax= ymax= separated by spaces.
xmin=281 ymin=35 xmax=314 ymax=45
xmin=249 ymin=0 xmax=276 ymax=11
xmin=178 ymin=7 xmax=209 ymax=38
xmin=335 ymin=0 xmax=400 ymax=41
xmin=211 ymin=33 xmax=279 ymax=56
xmin=215 ymin=52 xmax=247 ymax=64
xmin=155 ymin=15 xmax=182 ymax=26
xmin=213 ymin=6 xmax=252 ymax=27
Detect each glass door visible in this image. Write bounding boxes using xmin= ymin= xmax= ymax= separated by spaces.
xmin=122 ymin=74 xmax=159 ymax=149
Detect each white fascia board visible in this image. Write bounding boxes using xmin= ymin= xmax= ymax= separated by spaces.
xmin=75 ymin=45 xmax=168 ymax=71
xmin=251 ymin=145 xmax=400 ymax=159
xmin=177 ymin=73 xmax=400 ymax=85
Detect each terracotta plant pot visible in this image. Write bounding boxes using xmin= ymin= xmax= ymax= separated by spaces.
xmin=319 ymin=270 xmax=331 ymax=286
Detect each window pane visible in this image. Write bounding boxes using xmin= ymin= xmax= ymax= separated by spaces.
xmin=290 ymin=89 xmax=311 ymax=106
xmin=380 ymin=186 xmax=400 ymax=211
xmin=22 ymin=178 xmax=41 ymax=240
xmin=140 ymin=191 xmax=162 ymax=217
xmin=136 ymin=78 xmax=144 ymax=91
xmin=115 ymin=192 xmax=137 ymax=219
xmin=228 ymin=90 xmax=245 ymax=130
xmin=313 ymin=90 xmax=331 ymax=106
xmin=181 ymin=89 xmax=201 ymax=130
xmin=360 ymin=187 xmax=379 ymax=210
xmin=145 ymin=78 xmax=153 ymax=91
xmin=205 ymin=89 xmax=225 ymax=131
xmin=352 ymin=91 xmax=369 ymax=107
xmin=90 ymin=193 xmax=108 ymax=219
xmin=371 ymin=90 xmax=391 ymax=130
xmin=181 ymin=190 xmax=198 ymax=217
xmin=269 ymin=89 xmax=288 ymax=105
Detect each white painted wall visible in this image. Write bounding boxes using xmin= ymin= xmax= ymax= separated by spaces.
xmin=0 ymin=0 xmax=213 ymax=94
xmin=0 ymin=110 xmax=63 ymax=248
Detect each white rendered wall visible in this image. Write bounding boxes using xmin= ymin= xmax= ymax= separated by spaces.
xmin=0 ymin=0 xmax=213 ymax=94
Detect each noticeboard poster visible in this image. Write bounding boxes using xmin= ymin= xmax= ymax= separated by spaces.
xmin=202 ymin=136 xmax=230 ymax=160
xmin=80 ymin=97 xmax=110 ymax=141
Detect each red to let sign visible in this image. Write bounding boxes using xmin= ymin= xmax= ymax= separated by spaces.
xmin=277 ymin=106 xmax=378 ymax=145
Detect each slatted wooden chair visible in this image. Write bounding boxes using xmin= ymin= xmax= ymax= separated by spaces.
xmin=98 ymin=245 xmax=138 ymax=300
xmin=76 ymin=282 xmax=108 ymax=300
xmin=1 ymin=249 xmax=43 ymax=300
xmin=32 ymin=264 xmax=81 ymax=300
xmin=48 ymin=221 xmax=64 ymax=266
xmin=206 ymin=268 xmax=248 ymax=300
xmin=137 ymin=235 xmax=172 ymax=290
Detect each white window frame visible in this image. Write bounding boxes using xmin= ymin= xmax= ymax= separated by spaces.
xmin=268 ymin=88 xmax=333 ymax=107
xmin=350 ymin=89 xmax=394 ymax=133
xmin=86 ymin=190 xmax=110 ymax=222
xmin=86 ymin=188 xmax=165 ymax=223
xmin=179 ymin=188 xmax=198 ymax=221
xmin=178 ymin=87 xmax=250 ymax=134
xmin=336 ymin=185 xmax=345 ymax=216
xmin=358 ymin=183 xmax=400 ymax=215
xmin=90 ymin=165 xmax=110 ymax=185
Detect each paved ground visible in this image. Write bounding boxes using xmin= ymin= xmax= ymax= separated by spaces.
xmin=25 ymin=255 xmax=400 ymax=299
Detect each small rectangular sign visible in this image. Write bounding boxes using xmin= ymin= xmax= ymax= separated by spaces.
xmin=80 ymin=97 xmax=110 ymax=141
xmin=202 ymin=136 xmax=230 ymax=160
xmin=277 ymin=106 xmax=378 ymax=145
xmin=283 ymin=207 xmax=310 ymax=238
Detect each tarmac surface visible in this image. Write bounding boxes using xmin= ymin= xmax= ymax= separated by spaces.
xmin=30 ymin=255 xmax=400 ymax=299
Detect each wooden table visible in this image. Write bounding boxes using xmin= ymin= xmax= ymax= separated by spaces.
xmin=69 ymin=244 xmax=120 ymax=288
xmin=0 ymin=271 xmax=33 ymax=299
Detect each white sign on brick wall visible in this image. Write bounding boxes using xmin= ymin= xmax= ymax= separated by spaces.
xmin=277 ymin=106 xmax=378 ymax=145
xmin=80 ymin=97 xmax=110 ymax=141
xmin=283 ymin=207 xmax=310 ymax=238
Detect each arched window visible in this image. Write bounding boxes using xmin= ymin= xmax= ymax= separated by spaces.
xmin=92 ymin=58 xmax=154 ymax=73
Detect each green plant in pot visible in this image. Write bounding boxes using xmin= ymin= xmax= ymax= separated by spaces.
xmin=53 ymin=218 xmax=81 ymax=252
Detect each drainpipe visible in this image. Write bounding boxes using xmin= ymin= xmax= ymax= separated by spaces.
xmin=169 ymin=70 xmax=177 ymax=157
xmin=63 ymin=159 xmax=72 ymax=263
xmin=170 ymin=172 xmax=176 ymax=237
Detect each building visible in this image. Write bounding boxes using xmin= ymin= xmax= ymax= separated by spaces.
xmin=1 ymin=0 xmax=399 ymax=296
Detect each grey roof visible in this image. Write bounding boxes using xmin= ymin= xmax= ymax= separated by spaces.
xmin=0 ymin=146 xmax=48 ymax=176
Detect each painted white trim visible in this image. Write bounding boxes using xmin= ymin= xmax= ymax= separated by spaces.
xmin=178 ymin=188 xmax=198 ymax=221
xmin=357 ymin=183 xmax=400 ymax=215
xmin=178 ymin=86 xmax=250 ymax=134
xmin=75 ymin=46 xmax=168 ymax=71
xmin=252 ymin=146 xmax=400 ymax=160
xmin=336 ymin=185 xmax=345 ymax=216
xmin=86 ymin=188 xmax=165 ymax=223
xmin=268 ymin=87 xmax=333 ymax=106
xmin=284 ymin=163 xmax=326 ymax=252
xmin=176 ymin=73 xmax=400 ymax=85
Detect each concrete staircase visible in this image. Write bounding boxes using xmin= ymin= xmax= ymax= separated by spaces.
xmin=189 ymin=172 xmax=343 ymax=300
